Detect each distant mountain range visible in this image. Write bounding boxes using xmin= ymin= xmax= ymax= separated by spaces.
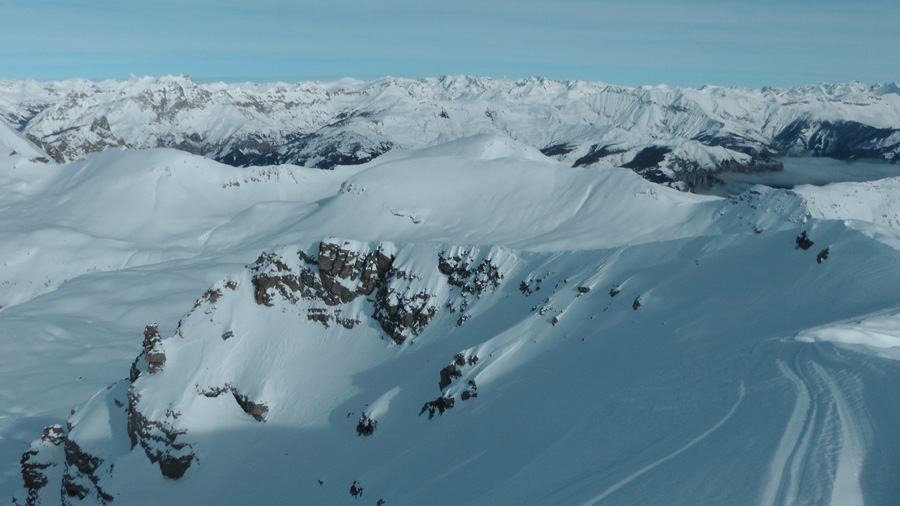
xmin=2 ymin=76 xmax=898 ymax=190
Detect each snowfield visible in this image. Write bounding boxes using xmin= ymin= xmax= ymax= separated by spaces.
xmin=2 ymin=119 xmax=900 ymax=505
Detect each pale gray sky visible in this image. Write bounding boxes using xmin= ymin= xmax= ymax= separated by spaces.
xmin=1 ymin=0 xmax=897 ymax=87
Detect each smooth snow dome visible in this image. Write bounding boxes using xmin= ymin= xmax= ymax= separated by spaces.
xmin=3 ymin=134 xmax=900 ymax=505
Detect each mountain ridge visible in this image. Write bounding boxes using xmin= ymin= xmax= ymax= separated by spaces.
xmin=2 ymin=75 xmax=898 ymax=190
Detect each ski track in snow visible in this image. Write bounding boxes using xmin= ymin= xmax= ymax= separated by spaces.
xmin=760 ymin=360 xmax=816 ymax=506
xmin=580 ymin=382 xmax=747 ymax=506
xmin=758 ymin=357 xmax=871 ymax=506
xmin=813 ymin=363 xmax=868 ymax=506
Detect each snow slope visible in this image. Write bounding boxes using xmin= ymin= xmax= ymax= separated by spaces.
xmin=4 ymin=136 xmax=900 ymax=505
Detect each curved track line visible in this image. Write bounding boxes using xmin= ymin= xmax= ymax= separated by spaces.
xmin=580 ymin=382 xmax=746 ymax=506
xmin=812 ymin=364 xmax=866 ymax=506
xmin=759 ymin=360 xmax=814 ymax=506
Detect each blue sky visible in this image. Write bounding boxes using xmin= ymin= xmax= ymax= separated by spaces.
xmin=1 ymin=0 xmax=897 ymax=88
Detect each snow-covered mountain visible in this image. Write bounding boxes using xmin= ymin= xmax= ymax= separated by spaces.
xmin=5 ymin=122 xmax=900 ymax=505
xmin=1 ymin=76 xmax=898 ymax=190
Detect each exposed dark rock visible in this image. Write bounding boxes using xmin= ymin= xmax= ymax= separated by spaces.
xmin=773 ymin=119 xmax=900 ymax=160
xmin=572 ymin=144 xmax=625 ymax=167
xmin=541 ymin=143 xmax=576 ymax=157
xmin=251 ymin=242 xmax=395 ymax=308
xmin=438 ymin=353 xmax=478 ymax=392
xmin=519 ymin=280 xmax=532 ymax=295
xmin=272 ymin=132 xmax=394 ymax=170
xmin=251 ymin=252 xmax=306 ymax=306
xmin=692 ymin=132 xmax=776 ymax=158
xmin=419 ymin=396 xmax=455 ymax=419
xmin=200 ymin=385 xmax=231 ymax=398
xmin=221 ymin=330 xmax=234 ymax=340
xmin=460 ymin=380 xmax=478 ymax=401
xmin=438 ymin=251 xmax=504 ymax=298
xmin=439 ymin=364 xmax=462 ymax=391
xmin=796 ymin=231 xmax=814 ymax=250
xmin=665 ymin=155 xmax=783 ymax=190
xmin=20 ymin=425 xmax=66 ymax=506
xmin=632 ymin=298 xmax=641 ymax=310
xmin=61 ymin=438 xmax=113 ymax=504
xmin=190 ymin=287 xmax=224 ymax=313
xmin=307 ymin=307 xmax=332 ymax=327
xmin=142 ymin=324 xmax=166 ymax=374
xmin=350 ymin=480 xmax=364 ymax=499
xmin=201 ymin=384 xmax=269 ymax=422
xmin=817 ymin=248 xmax=830 ymax=263
xmin=622 ymin=146 xmax=672 ymax=170
xmin=372 ymin=276 xmax=437 ymax=345
xmin=356 ymin=413 xmax=377 ymax=436
xmin=318 ymin=241 xmax=394 ymax=304
xmin=577 ymin=286 xmax=591 ymax=294
xmin=126 ymin=389 xmax=194 ymax=479
xmin=231 ymin=389 xmax=269 ymax=422
xmin=251 ymin=243 xmax=509 ymax=344
xmin=609 ymin=286 xmax=620 ymax=297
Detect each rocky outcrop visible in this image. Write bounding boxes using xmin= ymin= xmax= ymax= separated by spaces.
xmin=126 ymin=389 xmax=194 ymax=480
xmin=317 ymin=241 xmax=394 ymax=305
xmin=460 ymin=380 xmax=478 ymax=401
xmin=231 ymin=389 xmax=269 ymax=422
xmin=19 ymin=425 xmax=66 ymax=506
xmin=419 ymin=395 xmax=456 ymax=419
xmin=250 ymin=241 xmax=511 ymax=344
xmin=25 ymin=114 xmax=127 ymax=164
xmin=61 ymin=438 xmax=113 ymax=504
xmin=438 ymin=250 xmax=504 ymax=297
xmin=356 ymin=413 xmax=377 ymax=436
xmin=372 ymin=274 xmax=437 ymax=345
xmin=251 ymin=241 xmax=395 ymax=308
xmin=141 ymin=324 xmax=166 ymax=374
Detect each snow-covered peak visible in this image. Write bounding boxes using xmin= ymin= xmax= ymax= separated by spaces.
xmin=2 ymin=75 xmax=897 ymax=190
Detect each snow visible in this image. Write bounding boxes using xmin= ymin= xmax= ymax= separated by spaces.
xmin=2 ymin=75 xmax=898 ymax=177
xmin=3 ymin=131 xmax=900 ymax=505
xmin=0 ymin=121 xmax=44 ymax=159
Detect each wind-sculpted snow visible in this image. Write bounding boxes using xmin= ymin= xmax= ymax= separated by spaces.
xmin=5 ymin=139 xmax=900 ymax=504
xmin=1 ymin=76 xmax=898 ymax=189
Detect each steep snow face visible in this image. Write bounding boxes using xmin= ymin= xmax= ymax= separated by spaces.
xmin=5 ymin=140 xmax=900 ymax=505
xmin=0 ymin=121 xmax=46 ymax=160
xmin=1 ymin=76 xmax=898 ymax=189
